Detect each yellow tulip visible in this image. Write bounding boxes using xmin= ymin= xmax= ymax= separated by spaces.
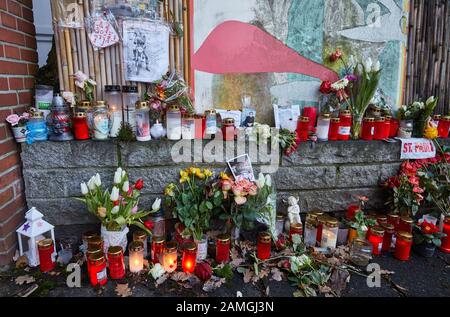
xmin=204 ymin=169 xmax=213 ymax=178
xmin=220 ymin=172 xmax=230 ymax=180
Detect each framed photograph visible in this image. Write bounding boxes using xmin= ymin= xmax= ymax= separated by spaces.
xmin=227 ymin=154 xmax=255 ymax=182
xmin=216 ymin=109 xmax=242 ymax=127
xmin=273 ymin=104 xmax=300 ymax=132
xmin=241 ymin=108 xmax=256 ymax=128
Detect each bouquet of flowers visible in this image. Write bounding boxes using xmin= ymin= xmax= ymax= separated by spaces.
xmin=6 ymin=111 xmax=31 ymax=127
xmin=78 ymin=167 xmax=158 ymax=233
xmin=73 ymin=70 xmax=96 ymax=103
xmin=413 ymin=220 xmax=446 ymax=247
xmin=398 ymin=97 xmax=438 ymax=137
xmin=254 ymin=173 xmax=278 ymax=241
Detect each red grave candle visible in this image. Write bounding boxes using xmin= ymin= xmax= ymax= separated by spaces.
xmin=361 ymin=118 xmax=375 ymax=141
xmin=338 ymin=110 xmax=352 ymax=140
xmin=387 ymin=213 xmax=400 ymax=231
xmin=88 ymin=252 xmax=108 ymax=286
xmin=289 ymin=223 xmax=303 ymax=242
xmin=373 ymin=117 xmax=386 ymax=140
xmin=384 ymin=116 xmax=392 ymax=139
xmin=438 ymin=116 xmax=450 ymax=138
xmin=182 ymin=242 xmax=197 ymax=274
xmin=222 ymin=118 xmax=236 ymax=141
xmin=398 ymin=217 xmax=413 ymax=233
xmin=367 ymin=226 xmax=385 ymax=255
xmin=389 ymin=118 xmax=400 ymax=138
xmin=377 ymin=215 xmax=388 ymax=226
xmin=296 ymin=116 xmax=310 ymax=142
xmin=194 ymin=115 xmax=206 ymax=139
xmin=152 ymin=236 xmax=166 ymax=264
xmin=394 ymin=231 xmax=413 ymax=261
xmin=302 ymin=107 xmax=317 ymax=132
xmin=316 ymin=215 xmax=327 ymax=245
xmin=107 ymin=246 xmax=125 ymax=280
xmin=440 ymin=217 xmax=450 ymax=253
xmin=37 ymin=239 xmax=56 ymax=273
xmin=216 ymin=234 xmax=231 ymax=264
xmin=73 ymin=112 xmax=90 ymax=140
xmin=257 ymin=232 xmax=271 ymax=260
xmin=381 ymin=223 xmax=395 ymax=252
xmin=328 ymin=118 xmax=340 ymax=141
xmin=86 ymin=247 xmax=102 ymax=273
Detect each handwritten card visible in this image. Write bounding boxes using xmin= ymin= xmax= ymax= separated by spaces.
xmin=399 ymin=138 xmax=436 ymax=160
xmin=88 ymin=16 xmax=120 ymax=49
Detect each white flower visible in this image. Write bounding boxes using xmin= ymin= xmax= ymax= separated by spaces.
xmin=152 ymin=198 xmax=161 ymax=211
xmin=348 ymin=55 xmax=356 ymax=69
xmin=426 ymin=96 xmax=435 ymax=105
xmin=256 ymin=173 xmax=266 ymax=189
xmin=289 ymin=255 xmax=312 ymax=274
xmin=95 ymin=173 xmax=101 ymax=187
xmin=331 ymin=78 xmax=349 ymax=91
xmin=122 ymin=181 xmax=130 ymax=192
xmin=110 ymin=187 xmax=120 ymax=201
xmin=360 ymin=225 xmax=368 ymax=232
xmin=111 ymin=206 xmax=120 ymax=214
xmin=265 ymin=175 xmax=272 ymax=187
xmin=364 ymin=57 xmax=373 ymax=72
xmin=373 ymin=61 xmax=381 ymax=72
xmin=80 ymin=183 xmax=88 ymax=195
xmin=87 ymin=177 xmax=96 ymax=191
xmin=114 ymin=169 xmax=122 ymax=184
xmin=122 ymin=170 xmax=126 ymax=178
xmin=150 ymin=263 xmax=166 ymax=280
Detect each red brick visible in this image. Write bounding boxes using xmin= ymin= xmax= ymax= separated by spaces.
xmin=20 ymin=48 xmax=37 ymax=62
xmin=0 ymin=208 xmax=24 ymax=236
xmin=0 ymin=109 xmax=12 ymax=122
xmin=1 ymin=12 xmax=16 ymax=29
xmin=18 ymin=0 xmax=32 ymax=9
xmin=0 ymin=152 xmax=20 ymax=174
xmin=21 ymin=6 xmax=33 ymax=22
xmin=0 ymin=125 xmax=6 ymax=140
xmin=0 ymin=92 xmax=18 ymax=106
xmin=0 ymin=60 xmax=28 ymax=75
xmin=23 ymin=77 xmax=33 ymax=89
xmin=24 ymin=34 xmax=36 ymax=49
xmin=18 ymin=90 xmax=31 ymax=104
xmin=4 ymin=45 xmax=20 ymax=59
xmin=17 ymin=19 xmax=34 ymax=35
xmin=0 ymin=187 xmax=14 ymax=207
xmin=0 ymin=28 xmax=25 ymax=46
xmin=0 ymin=168 xmax=22 ymax=195
xmin=0 ymin=231 xmax=17 ymax=253
xmin=7 ymin=0 xmax=21 ymax=17
xmin=0 ymin=246 xmax=16 ymax=265
xmin=0 ymin=78 xmax=8 ymax=90
xmin=27 ymin=62 xmax=37 ymax=75
xmin=7 ymin=77 xmax=23 ymax=90
xmin=0 ymin=45 xmax=4 ymax=57
xmin=0 ymin=138 xmax=17 ymax=157
xmin=0 ymin=194 xmax=25 ymax=223
xmin=0 ymin=0 xmax=7 ymax=10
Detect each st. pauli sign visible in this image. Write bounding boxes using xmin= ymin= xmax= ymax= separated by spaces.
xmin=399 ymin=138 xmax=436 ymax=160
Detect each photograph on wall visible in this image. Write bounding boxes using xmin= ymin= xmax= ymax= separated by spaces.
xmin=190 ymin=0 xmax=409 ymax=124
xmin=227 ymin=154 xmax=255 ymax=182
xmin=123 ymin=19 xmax=170 ymax=83
xmin=241 ymin=108 xmax=256 ymax=127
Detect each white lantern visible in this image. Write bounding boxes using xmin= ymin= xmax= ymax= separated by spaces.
xmin=16 ymin=207 xmax=56 ymax=267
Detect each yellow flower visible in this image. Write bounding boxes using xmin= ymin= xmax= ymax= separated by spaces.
xmin=204 ymin=169 xmax=213 ymax=178
xmin=195 ymin=170 xmax=205 ymax=180
xmin=164 ymin=183 xmax=176 ymax=196
xmin=220 ymin=172 xmax=230 ymax=180
xmin=424 ymin=126 xmax=438 ymax=139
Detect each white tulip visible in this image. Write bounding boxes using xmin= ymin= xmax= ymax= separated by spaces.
xmin=122 ymin=181 xmax=130 ymax=192
xmin=256 ymin=173 xmax=266 ymax=189
xmin=265 ymin=175 xmax=272 ymax=187
xmin=114 ymin=170 xmax=122 ymax=184
xmin=426 ymin=96 xmax=435 ymax=105
xmin=111 ymin=206 xmax=120 ymax=214
xmin=364 ymin=58 xmax=373 ymax=72
xmin=122 ymin=170 xmax=126 ymax=178
xmin=348 ymin=55 xmax=356 ymax=69
xmin=110 ymin=187 xmax=120 ymax=201
xmin=373 ymin=61 xmax=381 ymax=72
xmin=95 ymin=173 xmax=101 ymax=187
xmin=87 ymin=177 xmax=96 ymax=191
xmin=152 ymin=198 xmax=161 ymax=211
xmin=80 ymin=183 xmax=88 ymax=195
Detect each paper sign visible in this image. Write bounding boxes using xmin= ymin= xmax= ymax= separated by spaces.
xmin=399 ymin=138 xmax=436 ymax=160
xmin=88 ymin=17 xmax=120 ymax=49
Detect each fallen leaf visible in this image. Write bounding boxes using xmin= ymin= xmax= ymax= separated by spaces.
xmin=293 ymin=290 xmax=304 ymax=297
xmin=230 ymin=248 xmax=245 ymax=268
xmin=243 ymin=269 xmax=254 ymax=283
xmin=155 ymin=274 xmax=168 ymax=286
xmin=380 ymin=270 xmax=395 ymax=275
xmin=318 ymin=285 xmax=332 ymax=294
xmin=15 ymin=255 xmax=28 ymax=268
xmin=329 ymin=269 xmax=350 ymax=296
xmin=202 ymin=276 xmax=226 ymax=292
xmin=15 ymin=275 xmax=35 ymax=285
xmin=265 ymin=286 xmax=270 ymax=296
xmin=115 ymin=283 xmax=132 ymax=297
xmin=171 ymin=272 xmax=191 ymax=282
xmin=271 ymin=268 xmax=283 ymax=282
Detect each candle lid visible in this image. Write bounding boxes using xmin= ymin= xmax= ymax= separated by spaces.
xmin=400 ymin=216 xmax=413 ymax=224
xmin=325 ymin=217 xmax=339 ymax=227
xmin=387 ymin=213 xmax=400 ymax=219
xmin=31 ymin=111 xmax=44 ymax=119
xmin=377 ymin=215 xmax=387 ymax=223
xmin=340 ymin=110 xmax=351 ymax=117
xmin=82 ymin=231 xmax=98 ymax=241
xmin=299 ymin=116 xmax=310 ymax=123
xmin=183 ymin=114 xmax=195 ymax=119
xmin=88 ymin=235 xmax=103 ymax=246
xmin=95 ymin=101 xmax=107 ymax=108
xmin=321 ymin=113 xmax=331 ymax=119
xmin=122 ymin=85 xmax=138 ymax=93
xmin=375 ymin=117 xmax=386 ymax=122
xmin=88 ymin=252 xmax=105 ymax=263
xmin=107 ymin=246 xmax=123 ymax=255
xmin=331 ymin=118 xmax=341 ymax=123
xmin=205 ymin=109 xmax=216 ymax=115
xmin=370 ymin=226 xmax=385 ymax=236
xmin=216 ymin=234 xmax=231 ymax=243
xmin=136 ymin=101 xmax=149 ymax=110
xmin=258 ymin=231 xmax=271 ymax=243
xmin=78 ymin=101 xmax=92 ymax=109
xmin=276 ymin=214 xmax=285 ymax=221
xmin=397 ymin=231 xmax=413 ymax=241
xmin=385 ymin=116 xmax=392 ymax=121
xmin=164 ymin=241 xmax=178 ymax=252
xmin=105 ymin=85 xmax=121 ymax=92
xmin=38 ymin=239 xmax=53 ymax=249
xmin=364 ymin=117 xmax=375 ymax=122
xmin=133 ymin=231 xmax=147 ymax=241
xmin=442 ymin=115 xmax=450 ymax=121
xmin=152 ymin=236 xmax=166 ymax=244
xmin=74 ymin=112 xmax=87 ymax=118
xmin=183 ymin=242 xmax=197 ymax=251
xmin=316 ymin=215 xmax=328 ymax=224
xmin=381 ymin=223 xmax=395 ymax=231
xmin=167 ymin=104 xmax=180 ymax=112
xmin=129 ymin=241 xmax=144 ymax=252
xmin=310 ymin=209 xmax=324 ymax=216
xmin=87 ymin=247 xmax=102 ymax=256
xmin=223 ymin=118 xmax=235 ymax=125
xmin=433 ymin=114 xmax=441 ymax=120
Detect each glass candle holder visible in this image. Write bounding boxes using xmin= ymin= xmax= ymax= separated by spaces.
xmin=257 ymin=232 xmax=271 ymax=260
xmin=222 ymin=118 xmax=236 ymax=141
xmin=321 ymin=217 xmax=339 ymax=249
xmin=289 ymin=223 xmax=303 ymax=242
xmin=377 ymin=215 xmax=388 ymax=226
xmin=87 ymin=236 xmax=104 ymax=254
xmin=92 ymin=101 xmax=110 ymax=140
xmin=194 ymin=115 xmax=206 ymax=139
xmin=367 ymin=226 xmax=385 ymax=255
xmin=205 ymin=109 xmax=217 ymax=136
xmin=361 ymin=117 xmax=375 ymax=141
xmin=328 ymin=118 xmax=340 ymax=141
xmin=373 ymin=117 xmax=386 ymax=140
xmin=394 ymin=231 xmax=413 ymax=261
xmin=86 ymin=247 xmax=102 ymax=273
xmin=338 ymin=110 xmax=352 ymax=140
xmin=389 ymin=118 xmax=400 ymax=138
xmin=167 ymin=104 xmax=182 ymax=140
xmin=438 ymin=116 xmax=450 ymax=138
xmin=350 ymin=239 xmax=373 ymax=266
xmin=133 ymin=230 xmax=148 ymax=258
xmin=399 ymin=216 xmax=413 ymax=233
xmin=384 ymin=116 xmax=392 ymax=139
xmin=122 ymin=86 xmax=138 ymax=131
xmin=37 ymin=239 xmax=56 ymax=272
xmin=381 ymin=223 xmax=395 ymax=252
xmin=107 ymin=246 xmax=125 ymax=280
xmin=152 ymin=236 xmax=166 ymax=264
xmin=316 ymin=113 xmax=331 ymax=142
xmin=316 ymin=215 xmax=328 ymax=246
xmin=182 ymin=242 xmax=197 ymax=274
xmin=296 ymin=116 xmax=310 ymax=142
xmin=439 ymin=216 xmax=450 ymax=253
xmin=105 ymin=85 xmax=123 ymax=138
xmin=26 ymin=111 xmax=48 ymax=143
xmin=88 ymin=252 xmax=107 ymax=286
xmin=148 ymin=211 xmax=165 ymax=238
xmin=275 ymin=214 xmax=285 ymax=237
xmin=135 ymin=101 xmax=151 ymax=142
xmin=73 ymin=112 xmax=90 ymax=140
xmin=216 ymin=234 xmax=231 ymax=264
xmin=163 ymin=242 xmax=178 ymax=273
xmin=304 ymin=221 xmax=317 ymax=247
xmin=387 ymin=213 xmax=400 ymax=230
xmin=82 ymin=231 xmax=98 ymax=255
xmin=128 ymin=241 xmax=144 ymax=273
xmin=302 ymin=107 xmax=317 ymax=133
xmin=182 ymin=114 xmax=196 ymax=140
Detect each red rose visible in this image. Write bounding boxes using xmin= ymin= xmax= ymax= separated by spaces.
xmin=330 ymin=49 xmax=342 ymax=62
xmin=144 ymin=220 xmax=154 ymax=231
xmin=420 ymin=221 xmax=439 ymax=235
xmin=319 ymin=81 xmax=333 ymax=94
xmin=194 ymin=262 xmax=213 ymax=281
xmin=134 ymin=179 xmax=144 ymax=190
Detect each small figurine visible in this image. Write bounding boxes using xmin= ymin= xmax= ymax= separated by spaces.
xmin=285 ymin=196 xmax=302 ymax=232
xmin=150 ymin=120 xmax=166 ymax=139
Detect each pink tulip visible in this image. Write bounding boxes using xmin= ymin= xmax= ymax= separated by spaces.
xmin=221 ymin=179 xmax=233 ymax=191
xmin=6 ymin=114 xmax=20 ymax=126
xmin=234 ymin=195 xmax=247 ymax=205
xmin=131 ymin=206 xmax=138 ymax=215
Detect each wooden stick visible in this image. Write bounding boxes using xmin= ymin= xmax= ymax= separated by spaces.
xmin=70 ymin=29 xmax=81 ymax=96
xmin=174 ymin=0 xmax=181 ymax=73
xmin=105 ymin=47 xmax=112 ymax=85
xmin=83 ymin=0 xmax=96 ymax=93
xmin=64 ymin=29 xmax=75 ymax=91
xmin=78 ymin=0 xmax=90 ymax=77
xmin=50 ymin=0 xmax=65 ymax=91
xmin=182 ymin=0 xmax=190 ymax=84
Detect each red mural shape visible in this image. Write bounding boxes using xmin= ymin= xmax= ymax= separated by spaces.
xmin=193 ymin=21 xmax=339 ymax=83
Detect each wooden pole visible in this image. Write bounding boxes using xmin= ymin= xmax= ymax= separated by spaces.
xmin=50 ymin=0 xmax=65 ymax=91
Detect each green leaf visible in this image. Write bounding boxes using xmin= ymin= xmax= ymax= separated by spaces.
xmin=206 ymin=201 xmax=213 ymax=210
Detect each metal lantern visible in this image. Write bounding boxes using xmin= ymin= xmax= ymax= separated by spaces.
xmin=47 ymin=94 xmax=74 ymax=141
xmin=16 ymin=207 xmax=56 ymax=267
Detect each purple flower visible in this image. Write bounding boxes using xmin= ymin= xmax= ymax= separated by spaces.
xmin=131 ymin=206 xmax=138 ymax=215
xmin=346 ymin=74 xmax=357 ymax=81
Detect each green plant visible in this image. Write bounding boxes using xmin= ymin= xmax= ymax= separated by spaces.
xmin=344 ymin=210 xmax=377 ymax=238
xmin=287 ymin=255 xmax=331 ymax=297
xmin=117 ymin=122 xmax=136 ymax=142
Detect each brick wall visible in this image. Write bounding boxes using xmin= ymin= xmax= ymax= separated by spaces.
xmin=0 ymin=0 xmax=37 ymax=265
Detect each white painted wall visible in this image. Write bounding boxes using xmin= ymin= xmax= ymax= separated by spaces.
xmin=33 ymin=0 xmax=53 ymax=67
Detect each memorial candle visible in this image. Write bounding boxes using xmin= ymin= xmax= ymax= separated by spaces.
xmin=381 ymin=223 xmax=395 ymax=252
xmin=316 ymin=114 xmax=331 ymax=142
xmin=361 ymin=117 xmax=375 ymax=141
xmin=328 ymin=118 xmax=340 ymax=141
xmin=182 ymin=242 xmax=197 ymax=274
xmin=399 ymin=216 xmax=413 ymax=233
xmin=289 ymin=223 xmax=303 ymax=242
xmin=107 ymin=246 xmax=125 ymax=279
xmin=394 ymin=231 xmax=413 ymax=261
xmin=133 ymin=230 xmax=148 ymax=258
xmin=163 ymin=242 xmax=178 ymax=273
xmin=373 ymin=117 xmax=386 ymax=140
xmin=88 ymin=252 xmax=107 ymax=286
xmin=440 ymin=216 xmax=450 ymax=253
xmin=257 ymin=232 xmax=271 ymax=260
xmin=320 ymin=217 xmax=339 ymax=249
xmin=222 ymin=118 xmax=236 ymax=141
xmin=73 ymin=112 xmax=90 ymax=140
xmin=367 ymin=226 xmax=385 ymax=255
xmin=438 ymin=116 xmax=450 ymax=138
xmin=296 ymin=116 xmax=310 ymax=142
xmin=338 ymin=110 xmax=352 ymax=140
xmin=152 ymin=236 xmax=165 ymax=264
xmin=105 ymin=85 xmax=123 ymax=138
xmin=389 ymin=118 xmax=400 ymax=138
xmin=37 ymin=239 xmax=56 ymax=272
xmin=128 ymin=241 xmax=144 ymax=273
xmin=216 ymin=234 xmax=231 ymax=264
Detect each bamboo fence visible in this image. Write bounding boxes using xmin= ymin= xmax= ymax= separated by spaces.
xmin=405 ymin=0 xmax=450 ymax=114
xmin=49 ymin=0 xmax=190 ymax=101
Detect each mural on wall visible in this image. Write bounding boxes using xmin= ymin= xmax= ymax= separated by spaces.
xmin=190 ymin=0 xmax=409 ymax=124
